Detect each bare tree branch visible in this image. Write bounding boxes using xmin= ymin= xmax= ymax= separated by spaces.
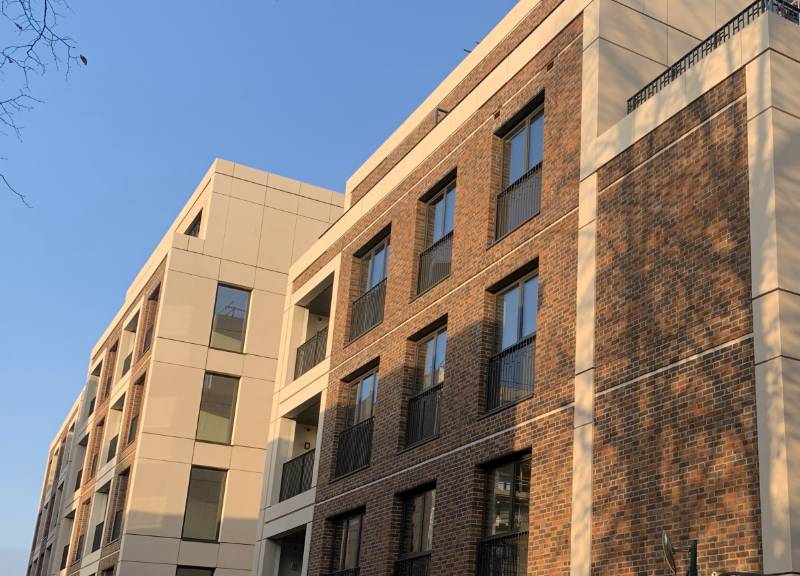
xmin=1 ymin=0 xmax=83 ymax=206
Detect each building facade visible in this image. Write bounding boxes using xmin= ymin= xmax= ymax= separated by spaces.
xmin=27 ymin=160 xmax=343 ymax=576
xmin=254 ymin=1 xmax=800 ymax=576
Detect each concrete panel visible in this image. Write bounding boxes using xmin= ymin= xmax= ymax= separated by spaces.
xmin=168 ymin=249 xmax=220 ymax=280
xmin=614 ymin=0 xmax=667 ymax=22
xmin=297 ymin=196 xmax=331 ymax=222
xmin=243 ymin=354 xmax=277 ymax=381
xmin=266 ymin=188 xmax=299 ymax=214
xmin=219 ymin=260 xmax=257 ymax=289
xmin=120 ymin=534 xmax=179 ymax=564
xmin=292 ymin=218 xmax=329 ymax=263
xmin=137 ymin=432 xmax=194 ymax=464
xmin=215 ymin=570 xmax=251 ymax=576
xmin=574 ymin=370 xmax=594 ymax=428
xmin=773 ymin=110 xmax=800 ymax=296
xmin=258 ymin=208 xmax=297 ymax=273
xmin=575 ymin=221 xmax=597 ymax=375
xmin=600 ymin=0 xmax=668 ymax=64
xmin=268 ymin=173 xmax=301 ymax=195
xmin=126 ymin=459 xmax=191 ymax=538
xmin=203 ymin=193 xmax=231 ymax=259
xmin=782 ymin=357 xmax=800 ymax=568
xmin=298 ymin=181 xmax=334 ymax=204
xmin=668 ymin=26 xmax=698 ymax=62
xmin=779 ymin=291 xmax=800 ymax=361
xmin=212 ymin=173 xmax=233 ymax=196
xmin=178 ymin=540 xmax=220 ymax=567
xmin=222 ymin=198 xmax=264 ymax=266
xmin=246 ymin=290 xmax=285 ymax=358
xmin=230 ymin=179 xmax=267 ymax=205
xmin=232 ymin=377 xmax=272 ymax=449
xmin=218 ymin=543 xmax=255 ymax=570
xmin=231 ymin=446 xmax=267 ymax=473
xmin=193 ymin=441 xmax=232 ymax=469
xmin=754 ymin=291 xmax=781 ymax=364
xmin=254 ymin=268 xmax=287 ymax=296
xmin=206 ymin=348 xmax=244 ymax=377
xmin=153 ymin=338 xmax=208 ymax=370
xmin=219 ymin=470 xmax=262 ymax=544
xmin=117 ymin=561 xmax=176 ymax=576
xmin=570 ymin=424 xmax=593 ymax=576
xmin=158 ymin=270 xmax=217 ymax=346
xmin=578 ymin=174 xmax=597 ymax=228
xmin=233 ymin=164 xmax=268 ymax=186
xmin=717 ymin=0 xmax=753 ymax=26
xmin=143 ymin=362 xmax=204 ymax=439
xmin=668 ymin=0 xmax=716 ymax=40
xmin=748 ymin=109 xmax=779 ymax=297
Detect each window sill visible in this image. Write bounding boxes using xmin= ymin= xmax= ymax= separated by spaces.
xmin=478 ymin=394 xmax=533 ymax=420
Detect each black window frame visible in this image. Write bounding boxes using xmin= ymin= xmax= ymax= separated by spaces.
xmin=399 ymin=487 xmax=436 ymax=559
xmin=331 ymin=512 xmax=363 ymax=573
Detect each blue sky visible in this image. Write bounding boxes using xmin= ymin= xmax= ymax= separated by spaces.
xmin=0 ymin=1 xmax=517 ymax=573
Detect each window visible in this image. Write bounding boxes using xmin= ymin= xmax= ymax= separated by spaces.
xmin=196 ymin=373 xmax=239 ymax=444
xmin=350 ymin=237 xmax=390 ymax=341
xmin=478 ymin=455 xmax=531 ymax=576
xmin=182 ymin=467 xmax=226 ymax=542
xmin=185 ymin=211 xmax=202 ymax=238
xmin=331 ymin=513 xmax=362 ymax=573
xmin=350 ymin=371 xmax=378 ymax=425
xmin=108 ymin=470 xmax=129 ymax=543
xmin=127 ymin=377 xmax=144 ymax=446
xmin=399 ymin=488 xmax=435 ymax=560
xmin=406 ymin=329 xmax=446 ymax=448
xmin=176 ymin=568 xmax=215 ymax=576
xmin=209 ymin=285 xmax=250 ymax=352
xmin=362 ymin=239 xmax=390 ymax=292
xmin=418 ymin=329 xmax=446 ymax=391
xmin=487 ymin=275 xmax=538 ymax=411
xmin=59 ymin=545 xmax=69 ymax=570
xmin=418 ymin=181 xmax=455 ymax=294
xmin=496 ymin=106 xmax=544 ymax=238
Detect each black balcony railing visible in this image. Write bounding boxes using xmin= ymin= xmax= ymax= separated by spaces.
xmin=495 ymin=164 xmax=542 ymax=239
xmin=350 ymin=279 xmax=387 ymax=341
xmin=627 ymin=0 xmax=800 ymax=113
xmin=106 ymin=435 xmax=119 ymax=463
xmin=335 ymin=418 xmax=373 ymax=478
xmin=405 ymin=384 xmax=442 ymax=448
xmin=294 ymin=327 xmax=329 ymax=379
xmin=476 ymin=532 xmax=528 ymax=576
xmin=279 ymin=449 xmax=316 ymax=501
xmin=417 ymin=231 xmax=453 ymax=294
xmin=91 ymin=521 xmax=104 ymax=552
xmin=326 ymin=569 xmax=360 ymax=576
xmin=395 ymin=554 xmax=431 ymax=576
xmin=487 ymin=335 xmax=535 ymax=412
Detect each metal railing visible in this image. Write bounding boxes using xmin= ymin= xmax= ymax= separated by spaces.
xmin=487 ymin=335 xmax=536 ymax=412
xmin=91 ymin=521 xmax=104 ymax=552
xmin=405 ymin=384 xmax=442 ymax=448
xmin=326 ymin=569 xmax=360 ymax=576
xmin=496 ymin=164 xmax=542 ymax=239
xmin=476 ymin=532 xmax=529 ymax=576
xmin=335 ymin=418 xmax=373 ymax=477
xmin=279 ymin=449 xmax=316 ymax=501
xmin=395 ymin=554 xmax=431 ymax=576
xmin=350 ymin=279 xmax=387 ymax=341
xmin=417 ymin=231 xmax=453 ymax=294
xmin=294 ymin=327 xmax=329 ymax=379
xmin=627 ymin=0 xmax=800 ymax=113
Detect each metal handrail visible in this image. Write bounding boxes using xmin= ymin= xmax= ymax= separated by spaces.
xmin=335 ymin=418 xmax=373 ymax=477
xmin=496 ymin=164 xmax=542 ymax=239
xmin=487 ymin=335 xmax=536 ymax=412
xmin=405 ymin=383 xmax=443 ymax=447
xmin=325 ymin=569 xmax=360 ymax=576
xmin=294 ymin=326 xmax=329 ymax=379
xmin=627 ymin=0 xmax=800 ymax=113
xmin=417 ymin=231 xmax=453 ymax=294
xmin=279 ymin=449 xmax=316 ymax=501
xmin=477 ymin=531 xmax=529 ymax=576
xmin=350 ymin=279 xmax=387 ymax=341
xmin=395 ymin=553 xmax=431 ymax=576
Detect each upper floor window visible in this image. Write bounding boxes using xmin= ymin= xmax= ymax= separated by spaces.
xmin=350 ymin=371 xmax=378 ymax=425
xmin=196 ymin=373 xmax=239 ymax=445
xmin=477 ymin=454 xmax=531 ymax=576
xmin=210 ymin=285 xmax=250 ymax=353
xmin=496 ymin=105 xmax=544 ymax=239
xmin=418 ymin=181 xmax=455 ymax=294
xmin=487 ymin=274 xmax=538 ymax=412
xmin=350 ymin=237 xmax=389 ymax=341
xmin=185 ymin=211 xmax=202 ymax=238
xmin=335 ymin=370 xmax=378 ymax=478
xmin=182 ymin=467 xmax=226 ymax=542
xmin=398 ymin=488 xmax=435 ymax=571
xmin=406 ymin=328 xmax=446 ymax=448
xmin=331 ymin=513 xmax=362 ymax=574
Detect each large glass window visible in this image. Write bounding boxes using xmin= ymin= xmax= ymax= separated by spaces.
xmin=485 ymin=455 xmax=531 ymax=537
xmin=362 ymin=239 xmax=390 ymax=292
xmin=332 ymin=513 xmax=362 ymax=572
xmin=504 ymin=109 xmax=544 ymax=188
xmin=182 ymin=467 xmax=226 ymax=541
xmin=351 ymin=371 xmax=379 ymax=425
xmin=210 ymin=285 xmax=251 ymax=352
xmin=400 ymin=488 xmax=435 ymax=557
xmin=196 ymin=373 xmax=239 ymax=444
xmin=498 ymin=276 xmax=539 ymax=351
xmin=426 ymin=182 xmax=456 ymax=246
xmin=419 ymin=329 xmax=447 ymax=392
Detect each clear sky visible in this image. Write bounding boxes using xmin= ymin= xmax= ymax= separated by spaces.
xmin=0 ymin=1 xmax=517 ymax=573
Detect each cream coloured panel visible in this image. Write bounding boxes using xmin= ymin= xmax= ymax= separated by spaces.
xmin=178 ymin=540 xmax=220 ymax=567
xmin=773 ymin=110 xmax=800 ymax=296
xmin=157 ymin=270 xmax=217 ymax=346
xmin=120 ymin=534 xmax=179 ymax=564
xmin=246 ymin=290 xmax=285 ymax=358
xmin=232 ymin=376 xmax=272 ymax=449
xmin=142 ymin=362 xmax=204 ymax=439
xmin=292 ymin=217 xmax=329 ymax=263
xmin=126 ymin=459 xmax=191 ymax=538
xmin=600 ymin=0 xmax=668 ymax=64
xmin=258 ymin=208 xmax=297 ymax=273
xmin=218 ymin=543 xmax=256 ymax=570
xmin=219 ymin=470 xmax=262 ymax=543
xmin=222 ymin=197 xmax=264 ymax=266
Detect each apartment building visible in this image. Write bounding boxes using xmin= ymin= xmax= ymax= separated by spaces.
xmin=254 ymin=1 xmax=800 ymax=576
xmin=27 ymin=160 xmax=343 ymax=576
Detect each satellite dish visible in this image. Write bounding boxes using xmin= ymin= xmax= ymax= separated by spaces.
xmin=663 ymin=531 xmax=677 ymax=575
